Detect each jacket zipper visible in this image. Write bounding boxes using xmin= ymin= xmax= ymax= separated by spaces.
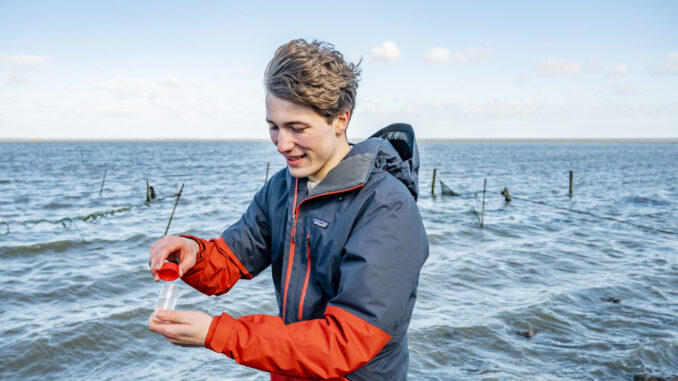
xmin=281 ymin=178 xmax=299 ymax=321
xmin=298 ymin=234 xmax=311 ymax=320
xmin=281 ymin=180 xmax=365 ymax=322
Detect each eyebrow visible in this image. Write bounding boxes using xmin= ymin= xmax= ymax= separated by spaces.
xmin=266 ymin=118 xmax=310 ymax=127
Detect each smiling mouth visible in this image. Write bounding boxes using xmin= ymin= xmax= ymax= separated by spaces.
xmin=287 ymin=154 xmax=306 ymax=162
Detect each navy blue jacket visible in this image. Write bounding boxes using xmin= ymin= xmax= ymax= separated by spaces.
xmin=183 ymin=124 xmax=429 ymax=380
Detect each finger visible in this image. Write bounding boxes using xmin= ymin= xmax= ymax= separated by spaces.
xmin=178 ymin=238 xmax=198 ymax=276
xmin=150 ymin=247 xmax=160 ymax=281
xmin=148 ymin=248 xmax=160 ymax=281
xmin=149 ymin=236 xmax=193 ymax=281
xmin=149 ymin=314 xmax=168 ymax=334
xmin=150 ymin=238 xmax=175 ymax=272
xmin=149 ymin=237 xmax=166 ymax=261
xmin=154 ymin=240 xmax=182 ymax=271
xmin=149 ymin=240 xmax=164 ymax=270
xmin=155 ymin=309 xmax=182 ymax=324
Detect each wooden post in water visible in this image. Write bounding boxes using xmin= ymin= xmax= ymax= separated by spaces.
xmin=265 ymin=162 xmax=270 ymax=184
xmin=501 ymin=187 xmax=512 ymax=202
xmin=569 ymin=171 xmax=573 ymax=197
xmin=480 ymin=178 xmax=487 ymax=228
xmin=164 ymin=184 xmax=184 ymax=236
xmin=431 ymin=168 xmax=437 ymax=195
xmin=99 ymin=169 xmax=107 ymax=197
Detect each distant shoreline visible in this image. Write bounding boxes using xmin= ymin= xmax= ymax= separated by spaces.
xmin=1 ymin=137 xmax=677 ymax=143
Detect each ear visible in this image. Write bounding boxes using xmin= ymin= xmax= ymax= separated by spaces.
xmin=333 ymin=111 xmax=350 ymax=136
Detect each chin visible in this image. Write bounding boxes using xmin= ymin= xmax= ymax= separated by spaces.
xmin=288 ymin=166 xmax=311 ymax=179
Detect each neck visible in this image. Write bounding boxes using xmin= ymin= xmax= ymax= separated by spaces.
xmin=308 ymin=139 xmax=352 ymax=182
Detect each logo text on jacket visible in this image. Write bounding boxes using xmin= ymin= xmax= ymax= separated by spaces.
xmin=313 ymin=217 xmax=329 ymax=229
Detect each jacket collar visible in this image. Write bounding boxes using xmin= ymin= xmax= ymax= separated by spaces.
xmin=285 ymin=138 xmax=380 ymax=197
xmin=284 ymin=126 xmax=420 ymax=200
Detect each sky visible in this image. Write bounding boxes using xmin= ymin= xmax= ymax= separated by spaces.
xmin=1 ymin=0 xmax=677 ymax=140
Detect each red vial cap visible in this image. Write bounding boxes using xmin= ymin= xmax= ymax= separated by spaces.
xmin=158 ymin=262 xmax=179 ymax=281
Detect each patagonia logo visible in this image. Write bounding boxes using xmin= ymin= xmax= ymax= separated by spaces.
xmin=313 ymin=217 xmax=329 ymax=229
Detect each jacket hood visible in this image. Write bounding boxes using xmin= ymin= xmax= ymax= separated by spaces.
xmin=368 ymin=123 xmax=420 ymax=200
xmin=301 ymin=123 xmax=420 ymax=201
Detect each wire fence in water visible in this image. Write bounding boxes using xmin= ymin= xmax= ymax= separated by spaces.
xmin=0 ymin=187 xmax=183 ymax=241
xmin=436 ymin=175 xmax=678 ymax=236
xmin=2 ymin=167 xmax=676 ymax=244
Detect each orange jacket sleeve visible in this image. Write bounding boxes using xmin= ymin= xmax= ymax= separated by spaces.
xmin=180 ymin=235 xmax=252 ymax=296
xmin=204 ymin=305 xmax=391 ymax=379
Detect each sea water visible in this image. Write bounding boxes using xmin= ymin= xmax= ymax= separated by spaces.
xmin=1 ymin=140 xmax=676 ymax=380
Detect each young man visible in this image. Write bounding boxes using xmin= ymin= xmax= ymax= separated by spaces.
xmin=148 ymin=39 xmax=428 ymax=380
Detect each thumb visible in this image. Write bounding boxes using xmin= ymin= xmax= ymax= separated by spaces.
xmin=156 ymin=309 xmax=182 ymax=323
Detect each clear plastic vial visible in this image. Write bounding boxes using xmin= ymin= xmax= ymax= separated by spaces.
xmin=153 ymin=281 xmax=180 ymax=321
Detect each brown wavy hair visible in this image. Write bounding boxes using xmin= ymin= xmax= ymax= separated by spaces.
xmin=264 ymin=39 xmax=361 ymax=123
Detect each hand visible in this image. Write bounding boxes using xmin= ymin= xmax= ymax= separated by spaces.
xmin=149 ymin=236 xmax=200 ymax=281
xmin=148 ymin=309 xmax=213 ymax=347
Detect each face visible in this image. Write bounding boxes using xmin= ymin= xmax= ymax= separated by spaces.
xmin=266 ymin=92 xmax=350 ymax=182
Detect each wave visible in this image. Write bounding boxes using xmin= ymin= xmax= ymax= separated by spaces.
xmin=1 ymin=233 xmax=148 ymax=258
xmin=43 ymin=202 xmax=73 ymax=209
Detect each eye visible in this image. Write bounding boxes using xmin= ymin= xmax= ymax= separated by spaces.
xmin=268 ymin=124 xmax=278 ymax=131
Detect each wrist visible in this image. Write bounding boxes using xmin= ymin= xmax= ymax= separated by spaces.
xmin=180 ymin=235 xmax=202 ymax=257
xmin=189 ymin=239 xmax=199 ymax=256
xmin=204 ymin=315 xmax=220 ymax=348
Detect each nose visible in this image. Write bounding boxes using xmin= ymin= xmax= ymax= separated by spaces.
xmin=276 ymin=128 xmax=295 ymax=154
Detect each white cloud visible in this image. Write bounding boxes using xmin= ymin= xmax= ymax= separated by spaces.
xmin=96 ymin=76 xmax=159 ymax=99
xmin=162 ymin=75 xmax=185 ymax=87
xmin=453 ymin=97 xmax=537 ymax=117
xmin=89 ymin=103 xmax=145 ymax=118
xmin=0 ymin=54 xmax=49 ymax=67
xmin=0 ymin=72 xmax=28 ymax=85
xmin=425 ymin=47 xmax=491 ymax=63
xmin=426 ymin=47 xmax=453 ymax=63
xmin=651 ymin=52 xmax=678 ymax=76
xmin=450 ymin=48 xmax=480 ymax=62
xmin=359 ymin=96 xmax=536 ymax=119
xmin=368 ymin=41 xmax=402 ymax=62
xmin=536 ymin=57 xmax=598 ymax=75
xmin=606 ymin=63 xmax=627 ymax=77
xmin=95 ymin=75 xmax=185 ymax=99
xmin=587 ymin=100 xmax=678 ymax=118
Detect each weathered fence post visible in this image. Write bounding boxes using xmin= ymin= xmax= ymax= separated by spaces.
xmin=99 ymin=169 xmax=107 ymax=197
xmin=431 ymin=168 xmax=437 ymax=195
xmin=164 ymin=184 xmax=184 ymax=236
xmin=480 ymin=178 xmax=487 ymax=228
xmin=501 ymin=187 xmax=512 ymax=202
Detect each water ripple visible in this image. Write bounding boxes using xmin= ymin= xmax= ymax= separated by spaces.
xmin=1 ymin=141 xmax=677 ymax=380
